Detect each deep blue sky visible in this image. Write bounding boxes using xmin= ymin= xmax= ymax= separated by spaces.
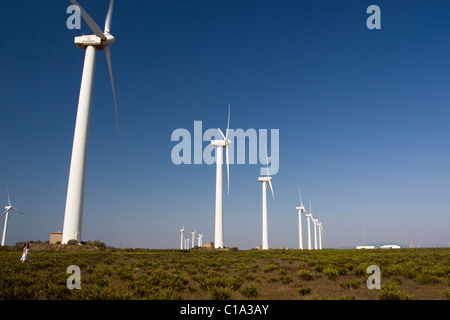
xmin=1 ymin=0 xmax=449 ymax=249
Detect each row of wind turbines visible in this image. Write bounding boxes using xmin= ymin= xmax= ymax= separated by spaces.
xmin=197 ymin=104 xmax=325 ymax=250
xmin=179 ymin=227 xmax=204 ymax=249
xmin=51 ymin=0 xmax=326 ymax=250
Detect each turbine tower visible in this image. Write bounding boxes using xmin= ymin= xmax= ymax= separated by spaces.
xmin=306 ymin=198 xmax=312 ymax=250
xmin=210 ymin=105 xmax=231 ymax=249
xmin=312 ymin=218 xmax=318 ymax=250
xmin=1 ymin=189 xmax=24 ymax=246
xmin=191 ymin=229 xmax=196 ymax=248
xmin=296 ymin=189 xmax=307 ymax=250
xmin=318 ymin=221 xmax=323 ymax=250
xmin=198 ymin=232 xmax=203 ymax=247
xmin=62 ymin=0 xmax=119 ymax=244
xmin=180 ymin=226 xmax=184 ymax=249
xmin=258 ymin=146 xmax=275 ymax=250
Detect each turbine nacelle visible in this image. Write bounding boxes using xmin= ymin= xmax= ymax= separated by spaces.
xmin=211 ymin=138 xmax=231 ymax=147
xmin=74 ymin=33 xmax=115 ymax=49
xmin=258 ymin=176 xmax=272 ymax=183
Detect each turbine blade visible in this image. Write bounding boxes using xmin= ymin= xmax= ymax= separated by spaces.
xmin=226 ymin=145 xmax=230 ymax=195
xmin=104 ymin=46 xmax=119 ymax=133
xmin=225 ymin=104 xmax=230 ymax=139
xmin=70 ymin=0 xmax=106 ymax=40
xmin=0 ymin=210 xmax=8 ymax=219
xmin=298 ymin=188 xmax=304 ymax=207
xmin=7 ymin=188 xmax=11 ymax=206
xmin=218 ymin=128 xmax=226 ymax=140
xmin=268 ymin=180 xmax=274 ymax=199
xmin=12 ymin=208 xmax=24 ymax=215
xmin=104 ymin=0 xmax=114 ymax=33
xmin=265 ymin=144 xmax=270 ymax=178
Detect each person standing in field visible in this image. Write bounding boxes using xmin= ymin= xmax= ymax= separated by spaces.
xmin=19 ymin=242 xmax=30 ymax=263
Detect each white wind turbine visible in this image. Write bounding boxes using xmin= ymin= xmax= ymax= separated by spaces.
xmin=318 ymin=221 xmax=323 ymax=250
xmin=62 ymin=0 xmax=119 ymax=244
xmin=210 ymin=105 xmax=231 ymax=249
xmin=305 ymin=198 xmax=313 ymax=250
xmin=312 ymin=217 xmax=318 ymax=250
xmin=180 ymin=225 xmax=185 ymax=249
xmin=197 ymin=232 xmax=203 ymax=247
xmin=191 ymin=229 xmax=196 ymax=248
xmin=296 ymin=189 xmax=307 ymax=250
xmin=1 ymin=189 xmax=25 ymax=246
xmin=258 ymin=146 xmax=275 ymax=250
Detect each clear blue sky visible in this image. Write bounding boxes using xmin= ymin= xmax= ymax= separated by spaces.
xmin=1 ymin=0 xmax=449 ymax=249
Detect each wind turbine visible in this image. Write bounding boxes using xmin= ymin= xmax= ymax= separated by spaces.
xmin=1 ymin=189 xmax=24 ymax=246
xmin=258 ymin=146 xmax=275 ymax=250
xmin=296 ymin=189 xmax=307 ymax=250
xmin=191 ymin=229 xmax=196 ymax=248
xmin=312 ymin=218 xmax=318 ymax=250
xmin=210 ymin=105 xmax=231 ymax=249
xmin=62 ymin=0 xmax=119 ymax=244
xmin=180 ymin=225 xmax=185 ymax=249
xmin=305 ymin=198 xmax=312 ymax=250
xmin=197 ymin=232 xmax=203 ymax=247
xmin=318 ymin=221 xmax=323 ymax=250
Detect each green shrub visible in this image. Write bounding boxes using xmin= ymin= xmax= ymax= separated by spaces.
xmin=239 ymin=284 xmax=260 ymax=299
xmin=323 ymin=267 xmax=339 ymax=280
xmin=379 ymin=280 xmax=413 ymax=300
xmin=279 ymin=269 xmax=293 ymax=284
xmin=263 ymin=263 xmax=278 ymax=273
xmin=115 ymin=265 xmax=134 ymax=281
xmin=298 ymin=287 xmax=312 ymax=296
xmin=441 ymin=289 xmax=450 ymax=300
xmin=414 ymin=273 xmax=441 ymax=285
xmin=339 ymin=278 xmax=363 ymax=289
xmin=207 ymin=285 xmax=233 ymax=300
xmin=297 ymin=269 xmax=314 ymax=281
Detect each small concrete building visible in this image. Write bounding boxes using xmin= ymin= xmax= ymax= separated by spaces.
xmin=204 ymin=242 xmax=214 ymax=248
xmin=49 ymin=232 xmax=63 ymax=244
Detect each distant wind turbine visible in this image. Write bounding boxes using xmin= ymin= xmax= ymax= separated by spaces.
xmin=180 ymin=225 xmax=185 ymax=249
xmin=210 ymin=105 xmax=231 ymax=249
xmin=197 ymin=232 xmax=204 ymax=247
xmin=306 ymin=198 xmax=313 ymax=250
xmin=62 ymin=0 xmax=119 ymax=244
xmin=318 ymin=221 xmax=323 ymax=250
xmin=258 ymin=145 xmax=275 ymax=250
xmin=191 ymin=229 xmax=196 ymax=248
xmin=1 ymin=189 xmax=24 ymax=246
xmin=312 ymin=218 xmax=318 ymax=250
xmin=296 ymin=189 xmax=307 ymax=250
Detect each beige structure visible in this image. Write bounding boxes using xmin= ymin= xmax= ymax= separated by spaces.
xmin=204 ymin=242 xmax=214 ymax=248
xmin=49 ymin=232 xmax=63 ymax=244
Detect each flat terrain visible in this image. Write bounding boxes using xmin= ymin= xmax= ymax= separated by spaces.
xmin=1 ymin=244 xmax=449 ymax=300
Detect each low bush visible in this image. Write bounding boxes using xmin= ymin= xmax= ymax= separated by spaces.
xmin=297 ymin=269 xmax=314 ymax=281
